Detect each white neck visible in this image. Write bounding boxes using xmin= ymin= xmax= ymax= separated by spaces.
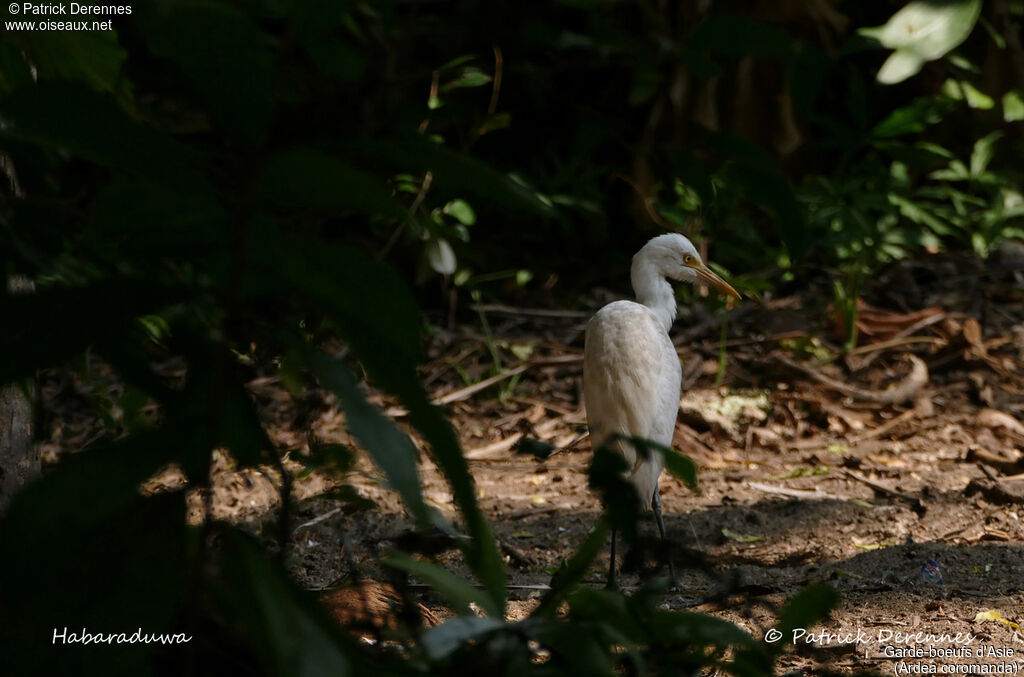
xmin=631 ymin=255 xmax=676 ymax=332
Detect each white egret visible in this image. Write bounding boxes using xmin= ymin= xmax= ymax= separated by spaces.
xmin=583 ymin=233 xmax=740 ymax=588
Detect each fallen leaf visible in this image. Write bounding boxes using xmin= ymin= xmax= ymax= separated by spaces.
xmin=963 ymin=318 xmax=985 ymax=355
xmin=721 ymin=528 xmax=763 ymax=543
xmin=973 ymin=610 xmax=1020 ymax=630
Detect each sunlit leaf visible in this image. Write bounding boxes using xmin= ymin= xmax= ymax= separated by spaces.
xmin=1002 ymin=90 xmax=1024 ymax=122
xmin=425 ymin=237 xmax=457 ymax=275
xmin=442 ymin=199 xmax=477 ymax=226
xmin=970 ymin=131 xmax=1003 ymax=176
xmin=860 ymin=0 xmax=982 ymax=84
xmin=722 ymin=528 xmax=763 ymax=543
xmin=941 ymin=79 xmax=994 ymax=109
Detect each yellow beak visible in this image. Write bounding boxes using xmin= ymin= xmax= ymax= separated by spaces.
xmin=693 ymin=263 xmax=741 ymax=299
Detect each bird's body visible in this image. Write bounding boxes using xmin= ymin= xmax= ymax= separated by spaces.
xmin=583 ymin=233 xmax=739 ymax=587
xmin=584 ymin=300 xmax=680 ymax=510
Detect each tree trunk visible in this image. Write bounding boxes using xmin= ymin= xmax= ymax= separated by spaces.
xmin=0 ymin=273 xmax=37 ymax=512
xmin=0 ymin=383 xmax=35 ymax=511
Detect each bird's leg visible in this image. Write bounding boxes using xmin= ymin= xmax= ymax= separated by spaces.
xmin=651 ymin=490 xmax=679 ymax=589
xmin=605 ymin=526 xmax=619 ymax=591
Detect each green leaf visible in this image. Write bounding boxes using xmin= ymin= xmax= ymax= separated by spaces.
xmin=537 ymin=519 xmax=610 ymax=616
xmin=860 ymin=0 xmax=982 ymax=84
xmin=352 ymin=134 xmax=554 ymax=217
xmin=872 ymin=97 xmax=952 ymax=137
xmin=284 ymin=0 xmax=364 ymax=81
xmin=425 ymin=237 xmax=457 ymax=275
xmin=443 ymin=199 xmax=477 ymax=226
xmin=402 ymin=400 xmax=507 ymax=615
xmin=587 ymin=444 xmax=639 ymax=539
xmin=140 ymin=2 xmax=275 ymax=140
xmin=0 ymin=424 xmax=194 ymax=675
xmin=216 ymin=532 xmax=356 ymax=677
xmin=440 ymin=68 xmax=492 ymax=91
xmin=385 ymin=553 xmax=500 ymax=617
xmin=941 ymin=79 xmax=995 ymax=109
xmin=721 ymin=159 xmax=807 ymax=260
xmin=649 ymin=609 xmax=758 ymax=647
xmin=0 ymin=429 xmax=183 ymax=572
xmin=438 ymin=54 xmax=478 ymax=72
xmin=420 ymin=617 xmax=505 ymax=660
xmin=166 ymin=335 xmax=274 ymax=472
xmin=722 ymin=528 xmax=763 ymax=543
xmin=306 ymin=443 xmax=357 ymax=473
xmin=258 ymin=147 xmax=405 ymax=219
xmin=0 ymin=280 xmax=178 ymax=385
xmin=90 ymin=179 xmax=228 ymax=261
xmin=252 ymin=229 xmax=423 ymax=386
xmin=16 ymin=30 xmax=129 ymax=102
xmin=970 ymin=131 xmax=1003 ymax=176
xmin=477 ymin=112 xmax=511 ymax=136
xmin=219 ymin=377 xmax=275 ymax=467
xmin=889 ymin=193 xmax=954 ymax=235
xmin=670 ymin=151 xmax=715 ymax=207
xmin=1 ymin=491 xmax=188 ymax=676
xmin=0 ymin=83 xmax=198 ymax=189
xmin=526 ymin=618 xmax=617 ymax=677
xmin=663 ymin=446 xmax=699 ymax=491
xmin=1003 ymin=90 xmax=1024 ymax=122
xmin=307 ymin=353 xmax=440 ymax=531
xmin=252 ymin=227 xmax=506 ymax=614
xmin=775 ymin=583 xmax=840 ymax=649
xmin=612 ymin=436 xmax=700 ymax=492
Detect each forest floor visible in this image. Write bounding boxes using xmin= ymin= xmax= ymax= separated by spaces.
xmin=40 ymin=252 xmax=1024 ymax=675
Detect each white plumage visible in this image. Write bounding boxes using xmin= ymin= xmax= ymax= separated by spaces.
xmin=583 ymin=233 xmax=739 ymax=586
xmin=584 ymin=299 xmax=680 ymax=509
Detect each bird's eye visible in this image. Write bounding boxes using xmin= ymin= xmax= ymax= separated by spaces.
xmin=683 ymin=255 xmax=694 ymax=264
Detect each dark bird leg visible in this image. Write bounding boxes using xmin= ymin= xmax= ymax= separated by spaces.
xmin=606 ymin=526 xmax=619 ymax=591
xmin=651 ymin=490 xmax=679 ymax=588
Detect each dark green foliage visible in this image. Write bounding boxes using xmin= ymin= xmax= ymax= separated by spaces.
xmin=775 ymin=584 xmax=843 ymax=652
xmin=308 ymin=352 xmax=442 ymax=532
xmin=214 ymin=532 xmax=358 ymax=677
xmin=0 ymin=0 xmax=1007 ymax=674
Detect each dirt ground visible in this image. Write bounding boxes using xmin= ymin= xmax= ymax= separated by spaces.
xmin=39 ymin=253 xmax=1024 ymax=674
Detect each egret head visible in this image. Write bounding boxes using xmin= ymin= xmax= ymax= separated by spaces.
xmin=635 ymin=233 xmax=741 ymax=299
